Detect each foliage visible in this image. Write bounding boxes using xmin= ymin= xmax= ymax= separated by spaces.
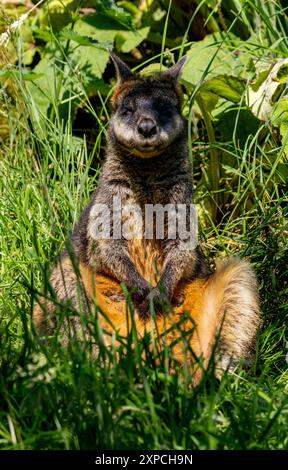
xmin=0 ymin=0 xmax=288 ymax=450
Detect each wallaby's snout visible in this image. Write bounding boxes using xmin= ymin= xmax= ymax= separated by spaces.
xmin=137 ymin=115 xmax=158 ymax=139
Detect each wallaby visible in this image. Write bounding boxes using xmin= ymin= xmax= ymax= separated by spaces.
xmin=34 ymin=53 xmax=261 ymax=384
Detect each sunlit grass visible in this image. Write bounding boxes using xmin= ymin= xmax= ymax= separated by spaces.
xmin=0 ymin=0 xmax=287 ymax=450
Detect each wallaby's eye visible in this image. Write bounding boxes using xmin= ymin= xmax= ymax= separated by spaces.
xmin=155 ymin=100 xmax=172 ymax=114
xmin=161 ymin=104 xmax=172 ymax=113
xmin=121 ymin=105 xmax=134 ymax=116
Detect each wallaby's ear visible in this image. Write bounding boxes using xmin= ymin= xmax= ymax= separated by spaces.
xmin=109 ymin=51 xmax=134 ymax=82
xmin=163 ymin=55 xmax=187 ymax=81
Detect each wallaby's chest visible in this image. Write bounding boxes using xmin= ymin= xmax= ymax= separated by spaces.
xmin=125 ymin=173 xmax=177 ymax=205
xmin=119 ymin=180 xmax=173 ymax=284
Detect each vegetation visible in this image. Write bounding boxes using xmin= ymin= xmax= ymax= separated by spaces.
xmin=0 ymin=0 xmax=287 ymax=450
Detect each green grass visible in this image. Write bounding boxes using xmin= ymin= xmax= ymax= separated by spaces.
xmin=0 ymin=0 xmax=288 ymax=451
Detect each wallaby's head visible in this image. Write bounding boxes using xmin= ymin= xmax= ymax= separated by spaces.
xmin=109 ymin=53 xmax=187 ymax=158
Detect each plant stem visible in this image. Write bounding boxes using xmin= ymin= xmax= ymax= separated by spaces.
xmin=196 ymin=93 xmax=220 ymax=220
xmin=160 ymin=0 xmax=172 ymax=70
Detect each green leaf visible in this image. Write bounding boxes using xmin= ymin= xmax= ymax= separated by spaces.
xmin=117 ymin=0 xmax=143 ymax=25
xmin=248 ymin=59 xmax=288 ymax=121
xmin=59 ymin=29 xmax=105 ymax=47
xmin=95 ymin=0 xmax=134 ymax=29
xmin=115 ymin=26 xmax=150 ymax=53
xmin=215 ymin=106 xmax=260 ymax=148
xmin=250 ymin=67 xmax=273 ymax=92
xmin=196 ymin=90 xmax=219 ymax=115
xmin=271 ymin=98 xmax=288 ymax=157
xmin=70 ymin=44 xmax=110 ymax=79
xmin=140 ymin=62 xmax=165 ymax=77
xmin=33 ymin=28 xmax=55 ymax=43
xmin=26 ymin=55 xmax=60 ymax=117
xmin=26 ymin=43 xmax=109 ymax=126
xmin=37 ymin=0 xmax=78 ymax=32
xmin=74 ymin=14 xmax=149 ymax=53
xmin=271 ymin=98 xmax=288 ymax=128
xmin=182 ymin=33 xmax=246 ymax=87
xmin=276 ymin=64 xmax=288 ymax=83
xmin=22 ymin=47 xmax=39 ymax=67
xmin=0 ymin=70 xmax=44 ymax=81
xmin=201 ymin=75 xmax=246 ymax=103
xmin=74 ymin=15 xmax=120 ymax=44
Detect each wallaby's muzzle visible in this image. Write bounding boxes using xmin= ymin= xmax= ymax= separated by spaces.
xmin=137 ymin=117 xmax=157 ymax=139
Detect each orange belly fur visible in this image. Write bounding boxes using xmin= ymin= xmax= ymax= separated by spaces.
xmin=79 ymin=260 xmax=220 ymax=384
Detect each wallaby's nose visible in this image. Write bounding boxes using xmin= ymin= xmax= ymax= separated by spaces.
xmin=137 ymin=118 xmax=157 ymax=138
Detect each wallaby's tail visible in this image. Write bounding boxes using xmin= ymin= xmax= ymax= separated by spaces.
xmin=209 ymin=257 xmax=261 ymax=378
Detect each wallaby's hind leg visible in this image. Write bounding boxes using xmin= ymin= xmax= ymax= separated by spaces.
xmin=210 ymin=258 xmax=261 ymax=378
xmin=33 ymin=256 xmax=90 ymax=339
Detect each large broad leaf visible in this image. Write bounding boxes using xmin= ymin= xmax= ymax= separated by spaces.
xmin=276 ymin=63 xmax=288 ymax=84
xmin=27 ymin=55 xmax=58 ymax=118
xmin=247 ymin=58 xmax=288 ymax=121
xmin=60 ymin=29 xmax=110 ymax=48
xmin=247 ymin=58 xmax=288 ymax=157
xmin=70 ymin=19 xmax=112 ymax=80
xmin=271 ymin=98 xmax=288 ymax=157
xmin=37 ymin=0 xmax=79 ymax=32
xmin=139 ymin=62 xmax=165 ymax=76
xmin=115 ymin=26 xmax=150 ymax=53
xmin=181 ymin=33 xmax=248 ymax=87
xmin=201 ymin=75 xmax=246 ymax=103
xmin=94 ymin=0 xmax=134 ymax=29
xmin=37 ymin=0 xmax=134 ymax=32
xmin=74 ymin=14 xmax=149 ymax=53
xmin=69 ymin=43 xmax=110 ymax=80
xmin=27 ymin=46 xmax=109 ymax=124
xmin=215 ymin=106 xmax=260 ymax=149
xmin=0 ymin=70 xmax=44 ymax=81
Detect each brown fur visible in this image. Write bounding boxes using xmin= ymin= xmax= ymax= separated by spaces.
xmin=33 ymin=55 xmax=261 ymax=384
xmin=34 ymin=254 xmax=260 ymax=385
xmin=127 ymin=239 xmax=163 ymax=286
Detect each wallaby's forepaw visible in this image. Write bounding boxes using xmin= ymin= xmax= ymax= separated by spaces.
xmin=131 ymin=283 xmax=150 ymax=304
xmin=137 ymin=287 xmax=172 ymax=320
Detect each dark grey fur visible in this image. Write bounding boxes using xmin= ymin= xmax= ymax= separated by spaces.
xmin=68 ymin=54 xmax=210 ymax=316
xmin=34 ymin=55 xmax=261 ymax=380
